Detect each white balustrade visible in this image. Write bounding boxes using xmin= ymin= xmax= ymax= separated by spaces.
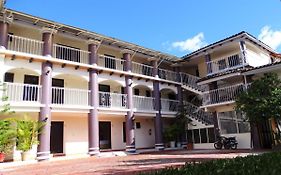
xmin=161 ymin=99 xmax=179 ymax=112
xmin=99 ymin=92 xmax=127 ymax=109
xmin=133 ymin=96 xmax=155 ymax=111
xmin=206 ymin=53 xmax=245 ymax=75
xmin=131 ymin=62 xmax=153 ymax=76
xmin=4 ymin=82 xmax=41 ymax=103
xmin=158 ymin=69 xmax=178 ymax=82
xmin=53 ymin=44 xmax=89 ymax=64
xmin=180 ymin=73 xmax=208 ymax=92
xmin=7 ymin=34 xmax=43 ymax=55
xmin=202 ymin=83 xmax=245 ymax=106
xmin=52 ymin=87 xmax=89 ymax=106
xmin=98 ymin=55 xmax=125 ymax=71
xmin=183 ymin=101 xmax=213 ymax=124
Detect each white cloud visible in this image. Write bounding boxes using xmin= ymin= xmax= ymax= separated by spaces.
xmin=258 ymin=26 xmax=281 ymax=50
xmin=171 ymin=33 xmax=207 ymax=52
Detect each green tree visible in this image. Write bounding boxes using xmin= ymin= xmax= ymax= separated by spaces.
xmin=236 ymin=73 xmax=281 ymax=148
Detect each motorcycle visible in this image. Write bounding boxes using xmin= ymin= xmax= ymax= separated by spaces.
xmin=214 ymin=136 xmax=238 ymax=150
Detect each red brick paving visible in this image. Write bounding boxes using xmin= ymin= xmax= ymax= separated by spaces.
xmin=0 ymin=150 xmax=265 ymax=175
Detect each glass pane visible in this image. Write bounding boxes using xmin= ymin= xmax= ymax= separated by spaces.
xmin=208 ymin=128 xmax=215 ymax=143
xmin=238 ymin=121 xmax=250 ymax=133
xmin=200 ymin=129 xmax=207 ymax=143
xmin=193 ymin=129 xmax=200 ymax=143
xmin=220 ymin=119 xmax=237 ymax=134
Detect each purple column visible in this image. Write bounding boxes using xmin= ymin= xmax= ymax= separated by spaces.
xmin=0 ymin=15 xmax=12 ymax=49
xmin=88 ymin=40 xmax=100 ymax=155
xmin=37 ymin=28 xmax=55 ymax=161
xmin=209 ymin=82 xmax=220 ymax=137
xmin=123 ymin=49 xmax=136 ymax=153
xmin=152 ymin=59 xmax=164 ymax=150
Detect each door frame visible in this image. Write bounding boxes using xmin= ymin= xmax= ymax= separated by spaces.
xmin=50 ymin=121 xmax=65 ymax=155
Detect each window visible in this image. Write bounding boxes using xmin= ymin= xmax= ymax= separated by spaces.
xmin=218 ymin=110 xmax=250 ymax=134
xmin=4 ymin=72 xmax=14 ymax=83
xmin=193 ymin=129 xmax=200 ymax=143
xmin=218 ymin=59 xmax=227 ymax=70
xmin=123 ymin=122 xmax=126 ymax=143
xmin=136 ymin=122 xmax=141 ymax=129
xmin=8 ymin=32 xmax=13 ymax=42
xmin=228 ymin=54 xmax=240 ymax=67
xmin=145 ymin=90 xmax=151 ymax=97
xmin=188 ymin=128 xmax=215 ymax=144
xmin=23 ymin=75 xmax=39 ymax=101
xmin=200 ymin=129 xmax=207 ymax=143
xmin=134 ymin=89 xmax=140 ymax=96
xmin=208 ymin=128 xmax=215 ymax=143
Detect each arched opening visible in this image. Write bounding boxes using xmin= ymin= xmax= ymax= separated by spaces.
xmin=133 ymin=85 xmax=152 ymax=97
xmin=160 ymin=88 xmax=177 ymax=100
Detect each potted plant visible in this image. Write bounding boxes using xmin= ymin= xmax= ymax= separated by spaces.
xmin=163 ymin=124 xmax=178 ymax=148
xmin=16 ymin=117 xmax=45 ymax=161
xmin=0 ymin=119 xmax=16 ymax=162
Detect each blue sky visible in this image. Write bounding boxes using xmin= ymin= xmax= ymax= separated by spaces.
xmin=6 ymin=0 xmax=281 ymax=57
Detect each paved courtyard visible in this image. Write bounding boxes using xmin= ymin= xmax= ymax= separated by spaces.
xmin=0 ymin=150 xmax=263 ymax=175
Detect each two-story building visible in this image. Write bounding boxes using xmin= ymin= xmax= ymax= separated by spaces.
xmin=0 ymin=8 xmax=215 ymax=161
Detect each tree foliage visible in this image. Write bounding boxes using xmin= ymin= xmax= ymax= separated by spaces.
xmin=236 ymin=73 xmax=281 ymax=123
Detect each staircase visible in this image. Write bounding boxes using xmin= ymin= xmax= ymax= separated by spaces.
xmin=180 ymin=73 xmax=208 ymax=94
xmin=183 ymin=101 xmax=214 ymax=126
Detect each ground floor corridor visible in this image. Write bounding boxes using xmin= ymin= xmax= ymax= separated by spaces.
xmin=0 ymin=150 xmax=264 ymax=175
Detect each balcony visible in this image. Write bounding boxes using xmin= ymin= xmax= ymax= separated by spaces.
xmin=8 ymin=34 xmax=43 ymax=56
xmin=202 ymin=83 xmax=245 ymax=106
xmin=99 ymin=92 xmax=127 ymax=109
xmin=98 ymin=55 xmax=125 ymax=71
xmin=5 ymin=35 xmax=203 ymax=86
xmin=206 ymin=53 xmax=245 ymax=75
xmin=53 ymin=44 xmax=89 ymax=64
xmin=161 ymin=99 xmax=179 ymax=112
xmin=4 ymin=82 xmax=41 ymax=104
xmin=52 ymin=87 xmax=89 ymax=106
xmin=133 ymin=96 xmax=155 ymax=111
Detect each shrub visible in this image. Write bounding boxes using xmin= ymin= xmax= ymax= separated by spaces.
xmin=142 ymin=152 xmax=281 ymax=175
xmin=0 ymin=119 xmax=16 ymax=154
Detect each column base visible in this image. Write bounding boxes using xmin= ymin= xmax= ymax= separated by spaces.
xmin=89 ymin=147 xmax=100 ymax=156
xmin=37 ymin=151 xmax=51 ymax=161
xmin=181 ymin=142 xmax=187 ymax=149
xmin=126 ymin=145 xmax=136 ymax=154
xmin=155 ymin=143 xmax=164 ymax=150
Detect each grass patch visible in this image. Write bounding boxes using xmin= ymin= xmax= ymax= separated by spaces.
xmin=142 ymin=152 xmax=281 ymax=175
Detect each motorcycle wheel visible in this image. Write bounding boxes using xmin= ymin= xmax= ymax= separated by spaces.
xmin=214 ymin=142 xmax=222 ymax=149
xmin=230 ymin=143 xmax=237 ymax=150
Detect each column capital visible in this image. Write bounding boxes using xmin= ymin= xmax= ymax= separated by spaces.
xmin=121 ymin=49 xmax=134 ymax=55
xmin=87 ymin=39 xmax=101 ymax=46
xmin=0 ymin=14 xmax=13 ymax=24
xmin=40 ymin=27 xmax=57 ymax=34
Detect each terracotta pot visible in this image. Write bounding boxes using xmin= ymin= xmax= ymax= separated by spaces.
xmin=21 ymin=151 xmax=35 ymax=161
xmin=0 ymin=153 xmax=5 ymax=162
xmin=187 ymin=143 xmax=193 ymax=150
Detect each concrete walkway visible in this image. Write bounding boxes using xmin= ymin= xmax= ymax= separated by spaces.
xmin=0 ymin=149 xmax=265 ymax=175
